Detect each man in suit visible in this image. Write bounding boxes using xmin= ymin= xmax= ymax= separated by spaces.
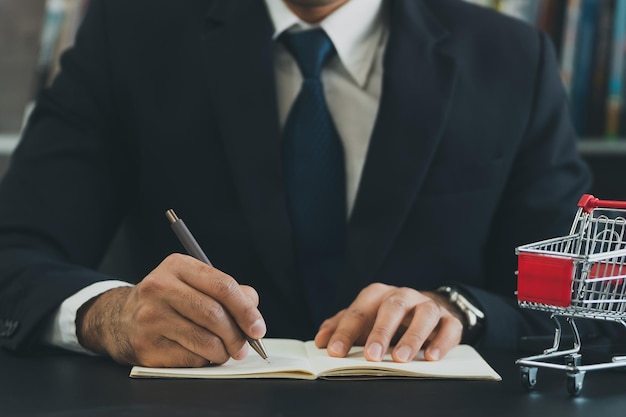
xmin=0 ymin=0 xmax=592 ymax=367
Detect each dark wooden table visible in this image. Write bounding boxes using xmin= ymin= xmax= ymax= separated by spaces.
xmin=2 ymin=346 xmax=625 ymax=417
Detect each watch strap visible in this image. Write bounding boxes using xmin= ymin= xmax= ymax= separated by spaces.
xmin=436 ymin=285 xmax=485 ymax=345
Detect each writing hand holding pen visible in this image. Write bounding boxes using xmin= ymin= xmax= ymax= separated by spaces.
xmin=75 ymin=217 xmax=268 ymax=368
xmin=166 ymin=209 xmax=269 ymax=362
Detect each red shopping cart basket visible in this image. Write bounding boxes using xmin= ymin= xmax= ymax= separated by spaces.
xmin=515 ymin=194 xmax=626 ymax=395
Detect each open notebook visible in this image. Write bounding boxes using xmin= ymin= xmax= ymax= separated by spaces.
xmin=130 ymin=339 xmax=501 ymax=381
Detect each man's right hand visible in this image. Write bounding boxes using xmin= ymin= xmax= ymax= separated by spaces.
xmin=75 ymin=253 xmax=267 ymax=367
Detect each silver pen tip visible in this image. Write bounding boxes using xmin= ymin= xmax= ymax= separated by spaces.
xmin=248 ymin=338 xmax=269 ymax=362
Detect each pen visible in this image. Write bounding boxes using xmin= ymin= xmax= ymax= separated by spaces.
xmin=165 ymin=209 xmax=270 ymax=363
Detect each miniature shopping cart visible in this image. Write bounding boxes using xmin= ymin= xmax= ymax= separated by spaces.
xmin=515 ymin=194 xmax=626 ymax=395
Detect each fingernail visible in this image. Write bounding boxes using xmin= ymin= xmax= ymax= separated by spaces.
xmin=366 ymin=343 xmax=383 ymax=361
xmin=395 ymin=345 xmax=412 ymax=362
xmin=427 ymin=348 xmax=441 ymax=361
xmin=250 ymin=319 xmax=266 ymax=338
xmin=329 ymin=341 xmax=345 ymax=356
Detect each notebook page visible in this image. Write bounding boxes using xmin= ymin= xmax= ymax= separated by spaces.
xmin=130 ymin=339 xmax=315 ymax=379
xmin=304 ymin=342 xmax=501 ymax=380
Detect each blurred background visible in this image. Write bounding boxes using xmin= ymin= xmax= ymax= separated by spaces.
xmin=0 ymin=0 xmax=625 ymax=198
xmin=0 ymin=0 xmax=42 ymax=134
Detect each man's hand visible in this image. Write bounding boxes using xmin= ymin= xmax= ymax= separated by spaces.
xmin=314 ymin=283 xmax=463 ymax=362
xmin=76 ymin=253 xmax=266 ymax=367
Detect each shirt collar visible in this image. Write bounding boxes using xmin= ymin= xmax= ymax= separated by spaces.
xmin=264 ymin=0 xmax=386 ymax=87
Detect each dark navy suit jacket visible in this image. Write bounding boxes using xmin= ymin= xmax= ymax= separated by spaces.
xmin=0 ymin=0 xmax=592 ymax=351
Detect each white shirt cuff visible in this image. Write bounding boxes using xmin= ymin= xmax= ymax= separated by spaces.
xmin=43 ymin=280 xmax=134 ymax=354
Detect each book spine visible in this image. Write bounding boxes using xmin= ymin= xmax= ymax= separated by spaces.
xmin=586 ymin=0 xmax=615 ymax=138
xmin=607 ymin=0 xmax=626 ymax=138
xmin=620 ymin=44 xmax=626 ymax=137
xmin=538 ymin=0 xmax=569 ymax=58
xmin=536 ymin=0 xmax=556 ymax=31
xmin=569 ymin=0 xmax=600 ymax=137
xmin=559 ymin=0 xmax=581 ymax=97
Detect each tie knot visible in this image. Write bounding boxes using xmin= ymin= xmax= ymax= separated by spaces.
xmin=280 ymin=28 xmax=336 ymax=79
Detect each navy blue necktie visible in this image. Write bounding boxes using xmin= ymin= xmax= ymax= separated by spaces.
xmin=281 ymin=29 xmax=347 ymax=325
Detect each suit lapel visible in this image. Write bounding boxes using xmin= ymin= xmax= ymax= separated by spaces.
xmin=200 ymin=0 xmax=459 ymax=316
xmin=335 ymin=0 xmax=458 ymax=309
xmin=201 ymin=1 xmax=302 ymax=308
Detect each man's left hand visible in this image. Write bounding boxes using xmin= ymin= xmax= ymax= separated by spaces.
xmin=314 ymin=283 xmax=463 ymax=362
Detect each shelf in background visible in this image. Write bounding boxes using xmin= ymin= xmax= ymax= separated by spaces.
xmin=1 ymin=135 xmax=626 ymax=155
xmin=0 ymin=133 xmax=19 ymax=155
xmin=578 ymin=139 xmax=626 ymax=155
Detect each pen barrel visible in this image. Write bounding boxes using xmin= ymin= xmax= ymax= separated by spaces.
xmin=166 ymin=209 xmax=268 ymax=361
xmin=170 ymin=219 xmax=213 ymax=266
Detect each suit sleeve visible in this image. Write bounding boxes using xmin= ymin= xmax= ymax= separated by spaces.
xmin=462 ymin=32 xmax=598 ymax=349
xmin=0 ymin=0 xmax=133 ymax=352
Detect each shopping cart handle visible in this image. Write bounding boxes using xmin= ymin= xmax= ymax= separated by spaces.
xmin=578 ymin=194 xmax=626 ymax=213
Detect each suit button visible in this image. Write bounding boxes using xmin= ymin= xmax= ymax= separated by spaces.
xmin=0 ymin=319 xmax=19 ymax=337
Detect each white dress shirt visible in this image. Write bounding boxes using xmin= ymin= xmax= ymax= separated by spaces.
xmin=266 ymin=0 xmax=386 ymax=214
xmin=44 ymin=0 xmax=388 ymax=353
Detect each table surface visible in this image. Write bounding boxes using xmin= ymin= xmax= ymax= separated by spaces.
xmin=2 ymin=347 xmax=626 ymax=417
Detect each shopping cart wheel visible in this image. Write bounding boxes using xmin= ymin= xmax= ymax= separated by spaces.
xmin=565 ymin=353 xmax=584 ymax=396
xmin=519 ymin=366 xmax=538 ymax=391
xmin=566 ymin=371 xmax=585 ymax=396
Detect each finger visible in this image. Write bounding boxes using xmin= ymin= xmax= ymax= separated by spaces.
xmin=314 ymin=310 xmax=345 ymax=348
xmin=163 ymin=254 xmax=267 ymax=339
xmin=137 ymin=267 xmax=247 ymax=360
xmin=240 ymin=285 xmax=260 ymax=305
xmin=172 ymin=285 xmax=248 ymax=359
xmin=391 ymin=299 xmax=443 ymax=363
xmin=423 ymin=315 xmax=463 ymax=361
xmin=364 ymin=288 xmax=420 ymax=362
xmin=325 ymin=283 xmax=392 ymax=358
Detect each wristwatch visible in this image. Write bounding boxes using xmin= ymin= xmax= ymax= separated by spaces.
xmin=436 ymin=285 xmax=485 ymax=344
